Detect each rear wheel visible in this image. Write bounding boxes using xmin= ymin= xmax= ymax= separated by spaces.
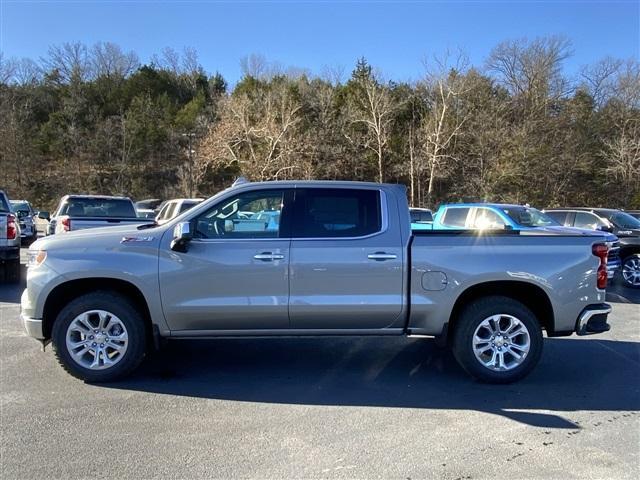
xmin=452 ymin=296 xmax=543 ymax=384
xmin=52 ymin=291 xmax=147 ymax=382
xmin=621 ymin=254 xmax=640 ymax=289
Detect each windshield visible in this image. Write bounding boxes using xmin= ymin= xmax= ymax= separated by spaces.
xmin=501 ymin=207 xmax=560 ymax=227
xmin=60 ymin=198 xmax=137 ymax=218
xmin=10 ymin=201 xmax=30 ymax=213
xmin=604 ymin=211 xmax=640 ymax=229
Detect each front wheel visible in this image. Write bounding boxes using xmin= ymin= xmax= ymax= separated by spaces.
xmin=452 ymin=296 xmax=543 ymax=384
xmin=52 ymin=291 xmax=147 ymax=382
xmin=621 ymin=254 xmax=640 ymax=289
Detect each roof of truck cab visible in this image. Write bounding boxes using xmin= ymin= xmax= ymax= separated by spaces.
xmin=545 ymin=207 xmax=620 ymax=213
xmin=229 ymin=180 xmax=405 ymax=189
xmin=438 ymin=203 xmax=524 ymax=209
xmin=62 ymin=195 xmax=133 ymax=200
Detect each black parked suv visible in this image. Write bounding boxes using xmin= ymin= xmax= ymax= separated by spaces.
xmin=544 ymin=208 xmax=640 ymax=288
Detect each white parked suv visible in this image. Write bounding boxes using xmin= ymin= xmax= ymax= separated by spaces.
xmin=155 ymin=198 xmax=203 ymax=225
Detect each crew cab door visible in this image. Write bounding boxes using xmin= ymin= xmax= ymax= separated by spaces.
xmin=288 ymin=187 xmax=404 ymax=330
xmin=159 ymin=188 xmax=293 ymax=332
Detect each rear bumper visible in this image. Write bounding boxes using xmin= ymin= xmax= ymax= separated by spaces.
xmin=21 ymin=313 xmax=44 ymax=340
xmin=575 ymin=303 xmax=612 ymax=336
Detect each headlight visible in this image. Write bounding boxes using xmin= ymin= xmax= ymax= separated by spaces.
xmin=27 ymin=250 xmax=47 ymax=268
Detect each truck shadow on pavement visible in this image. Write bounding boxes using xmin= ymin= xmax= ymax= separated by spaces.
xmin=110 ymin=334 xmax=640 ymax=430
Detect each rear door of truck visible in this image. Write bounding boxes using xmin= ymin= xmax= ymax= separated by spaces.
xmin=288 ymin=186 xmax=405 ymax=330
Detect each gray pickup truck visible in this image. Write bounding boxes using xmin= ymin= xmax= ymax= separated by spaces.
xmin=21 ymin=181 xmax=614 ymax=383
xmin=48 ymin=195 xmax=144 ymax=235
xmin=1 ymin=190 xmax=21 ymax=283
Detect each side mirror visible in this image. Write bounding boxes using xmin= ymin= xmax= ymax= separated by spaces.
xmin=170 ymin=221 xmax=192 ymax=252
xmin=37 ymin=211 xmax=50 ymax=221
xmin=597 ymin=225 xmax=614 ymax=233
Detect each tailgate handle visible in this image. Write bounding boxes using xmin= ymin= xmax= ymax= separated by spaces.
xmin=368 ymin=252 xmax=397 ymax=261
xmin=254 ymin=252 xmax=284 ymax=261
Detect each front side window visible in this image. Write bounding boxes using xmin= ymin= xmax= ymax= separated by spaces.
xmin=605 ymin=211 xmax=640 ymax=229
xmin=574 ymin=212 xmax=606 ymax=230
xmin=195 ymin=190 xmax=286 ymax=239
xmin=440 ymin=207 xmax=470 ymax=228
xmin=502 ymin=207 xmax=559 ymax=227
xmin=293 ymin=188 xmax=381 ymax=238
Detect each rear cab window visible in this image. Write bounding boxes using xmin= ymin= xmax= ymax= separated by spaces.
xmin=61 ymin=197 xmax=137 ymax=218
xmin=293 ymin=188 xmax=382 ymax=238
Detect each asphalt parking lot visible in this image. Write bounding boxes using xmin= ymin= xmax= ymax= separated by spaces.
xmin=1 ymin=250 xmax=639 ymax=479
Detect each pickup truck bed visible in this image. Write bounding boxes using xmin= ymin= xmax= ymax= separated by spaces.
xmin=21 ymin=181 xmax=613 ymax=384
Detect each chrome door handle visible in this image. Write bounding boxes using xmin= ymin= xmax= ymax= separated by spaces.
xmin=254 ymin=252 xmax=285 ymax=261
xmin=367 ymin=252 xmax=397 ymax=261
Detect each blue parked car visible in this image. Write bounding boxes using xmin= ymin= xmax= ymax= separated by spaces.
xmin=427 ymin=203 xmax=621 ymax=279
xmin=431 ymin=203 xmax=563 ymax=230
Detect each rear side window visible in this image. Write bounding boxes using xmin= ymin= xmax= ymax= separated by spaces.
xmin=574 ymin=212 xmax=606 ymax=230
xmin=441 ymin=207 xmax=470 ymax=228
xmin=293 ymin=188 xmax=381 ymax=238
xmin=544 ymin=211 xmax=568 ymax=225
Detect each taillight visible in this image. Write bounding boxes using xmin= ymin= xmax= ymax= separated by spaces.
xmin=7 ymin=214 xmax=17 ymax=240
xmin=61 ymin=217 xmax=71 ymax=232
xmin=592 ymin=243 xmax=608 ymax=290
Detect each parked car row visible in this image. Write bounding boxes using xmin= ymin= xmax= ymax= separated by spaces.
xmin=409 ymin=203 xmax=639 ymax=289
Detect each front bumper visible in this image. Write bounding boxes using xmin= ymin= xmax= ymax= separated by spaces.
xmin=21 ymin=313 xmax=44 ymax=339
xmin=575 ymin=303 xmax=612 ymax=336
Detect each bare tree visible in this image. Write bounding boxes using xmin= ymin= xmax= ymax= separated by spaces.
xmin=345 ymin=62 xmax=395 ymax=183
xmin=419 ymin=52 xmax=471 ymax=203
xmin=43 ymin=42 xmax=92 ymax=83
xmin=199 ymin=81 xmax=303 ymax=182
xmin=91 ymin=42 xmax=139 ymax=79
xmin=487 ymin=36 xmax=573 ymax=112
xmin=603 ymin=119 xmax=640 ymax=203
xmin=0 ymin=53 xmax=17 ymax=84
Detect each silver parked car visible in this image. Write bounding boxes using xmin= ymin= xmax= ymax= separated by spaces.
xmin=10 ymin=200 xmax=38 ymax=245
xmin=22 ymin=181 xmax=614 ymax=383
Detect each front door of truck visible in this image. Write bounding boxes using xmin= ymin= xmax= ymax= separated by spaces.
xmin=159 ymin=188 xmax=293 ymax=332
xmin=288 ymin=187 xmax=404 ymax=330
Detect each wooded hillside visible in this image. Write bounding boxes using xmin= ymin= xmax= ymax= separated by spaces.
xmin=1 ymin=37 xmax=638 ymax=211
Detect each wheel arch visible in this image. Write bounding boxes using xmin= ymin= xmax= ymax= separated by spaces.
xmin=446 ymin=280 xmax=555 ymax=342
xmin=42 ymin=278 xmax=153 ymax=342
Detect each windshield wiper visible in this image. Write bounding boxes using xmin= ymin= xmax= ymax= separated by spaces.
xmin=137 ymin=221 xmax=158 ymax=230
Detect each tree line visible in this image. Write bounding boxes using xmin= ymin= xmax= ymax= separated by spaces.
xmin=1 ymin=37 xmax=638 ymax=212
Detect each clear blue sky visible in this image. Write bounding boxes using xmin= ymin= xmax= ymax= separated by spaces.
xmin=1 ymin=0 xmax=638 ymax=84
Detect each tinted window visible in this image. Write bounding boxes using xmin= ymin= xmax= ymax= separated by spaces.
xmin=10 ymin=201 xmax=31 ymax=214
xmin=195 ymin=190 xmax=285 ymax=239
xmin=574 ymin=212 xmax=606 ymax=230
xmin=61 ymin=198 xmax=136 ymax=217
xmin=441 ymin=207 xmax=470 ymax=228
xmin=472 ymin=208 xmax=505 ymax=229
xmin=410 ymin=209 xmax=433 ymax=223
xmin=545 ymin=211 xmax=568 ymax=225
xmin=179 ymin=200 xmax=201 ymax=214
xmin=602 ymin=211 xmax=640 ymax=229
xmin=501 ymin=207 xmax=559 ymax=227
xmin=0 ymin=194 xmax=10 ymax=212
xmin=294 ymin=188 xmax=381 ymax=238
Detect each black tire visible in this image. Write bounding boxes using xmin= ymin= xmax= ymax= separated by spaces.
xmin=451 ymin=296 xmax=543 ymax=384
xmin=620 ymin=254 xmax=640 ymax=289
xmin=3 ymin=259 xmax=20 ymax=284
xmin=51 ymin=291 xmax=147 ymax=382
